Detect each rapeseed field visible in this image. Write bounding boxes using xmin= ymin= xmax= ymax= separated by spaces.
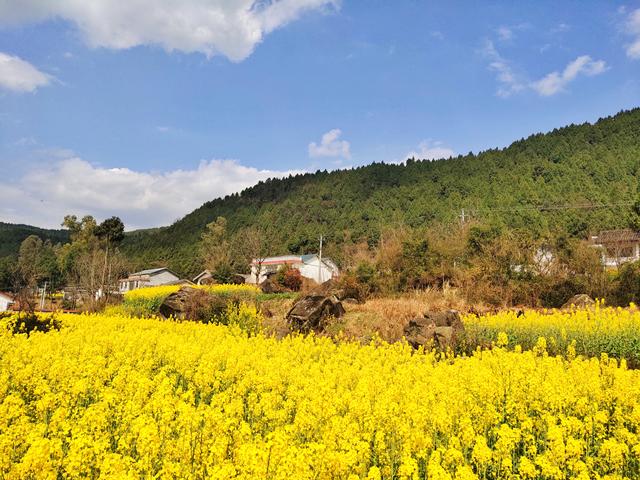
xmin=1 ymin=310 xmax=639 ymax=479
xmin=463 ymin=301 xmax=640 ymax=365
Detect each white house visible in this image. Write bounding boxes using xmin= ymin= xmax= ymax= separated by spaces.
xmin=591 ymin=229 xmax=640 ymax=268
xmin=118 ymin=268 xmax=185 ymax=293
xmin=0 ymin=292 xmax=14 ymax=312
xmin=248 ymin=254 xmax=339 ymax=284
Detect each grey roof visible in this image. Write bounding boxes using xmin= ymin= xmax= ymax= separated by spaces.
xmin=132 ymin=267 xmax=170 ymax=276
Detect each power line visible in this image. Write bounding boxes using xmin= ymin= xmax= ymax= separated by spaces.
xmin=462 ymin=202 xmax=634 ymax=216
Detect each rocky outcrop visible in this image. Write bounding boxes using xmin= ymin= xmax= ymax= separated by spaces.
xmin=561 ymin=294 xmax=595 ymax=309
xmin=311 ymin=278 xmax=364 ymax=304
xmin=158 ymin=287 xmax=226 ymax=321
xmin=403 ymin=310 xmax=464 ymax=350
xmin=286 ymin=295 xmax=345 ymax=333
xmin=158 ymin=287 xmax=195 ymax=320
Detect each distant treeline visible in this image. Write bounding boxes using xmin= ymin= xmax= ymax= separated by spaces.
xmin=0 ymin=223 xmax=69 ymax=258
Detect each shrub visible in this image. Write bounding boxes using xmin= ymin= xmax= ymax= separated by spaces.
xmin=354 ymin=261 xmax=379 ymax=295
xmin=275 ymin=265 xmax=302 ymax=291
xmin=615 ymin=261 xmax=640 ymax=305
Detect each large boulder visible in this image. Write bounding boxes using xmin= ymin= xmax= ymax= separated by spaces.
xmin=158 ymin=287 xmax=226 ymax=321
xmin=561 ymin=294 xmax=595 ymax=309
xmin=403 ymin=310 xmax=464 ymax=350
xmin=286 ymin=295 xmax=345 ymax=333
xmin=159 ymin=287 xmax=194 ymax=319
xmin=311 ymin=278 xmax=364 ymax=304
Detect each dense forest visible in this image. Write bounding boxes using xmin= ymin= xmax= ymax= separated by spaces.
xmin=118 ymin=108 xmax=640 ymax=276
xmin=0 ymin=223 xmax=69 ymax=259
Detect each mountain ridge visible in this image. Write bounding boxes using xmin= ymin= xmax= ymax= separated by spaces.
xmin=119 ymin=107 xmax=640 ymax=275
xmin=3 ymin=107 xmax=640 ymax=276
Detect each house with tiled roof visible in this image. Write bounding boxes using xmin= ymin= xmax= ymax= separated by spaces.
xmin=591 ymin=229 xmax=640 ymax=267
xmin=118 ymin=267 xmax=191 ymax=293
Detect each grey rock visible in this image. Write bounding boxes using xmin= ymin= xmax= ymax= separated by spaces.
xmin=403 ymin=310 xmax=464 ymax=350
xmin=286 ymin=294 xmax=345 ymax=333
xmin=158 ymin=287 xmax=196 ymax=320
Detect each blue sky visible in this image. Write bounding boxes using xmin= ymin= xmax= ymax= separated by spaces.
xmin=1 ymin=0 xmax=639 ymax=229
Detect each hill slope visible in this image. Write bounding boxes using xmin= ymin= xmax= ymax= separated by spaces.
xmin=0 ymin=223 xmax=69 ymax=258
xmin=120 ymin=108 xmax=640 ymax=276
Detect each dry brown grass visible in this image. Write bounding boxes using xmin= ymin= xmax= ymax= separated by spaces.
xmin=257 ymin=285 xmax=482 ymax=343
xmin=259 ymin=297 xmax=296 ymax=338
xmin=338 ymin=285 xmax=473 ymax=342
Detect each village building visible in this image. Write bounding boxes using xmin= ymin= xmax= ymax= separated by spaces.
xmin=591 ymin=229 xmax=640 ymax=267
xmin=118 ymin=268 xmax=191 ymax=293
xmin=247 ymin=254 xmax=339 ymax=284
xmin=0 ymin=292 xmax=14 ymax=312
xmin=193 ymin=270 xmax=213 ymax=285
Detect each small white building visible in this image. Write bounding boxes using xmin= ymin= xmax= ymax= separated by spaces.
xmin=0 ymin=292 xmax=14 ymax=312
xmin=248 ymin=254 xmax=339 ymax=284
xmin=193 ymin=270 xmax=213 ymax=285
xmin=591 ymin=229 xmax=640 ymax=268
xmin=118 ymin=268 xmax=183 ymax=293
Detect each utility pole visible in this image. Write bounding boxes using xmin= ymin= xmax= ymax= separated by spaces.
xmin=40 ymin=281 xmax=47 ymax=310
xmin=459 ymin=208 xmax=466 ymax=227
xmin=318 ymin=235 xmax=323 ymax=283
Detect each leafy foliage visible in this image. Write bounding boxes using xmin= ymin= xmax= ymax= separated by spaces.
xmin=274 ymin=264 xmax=302 ymax=291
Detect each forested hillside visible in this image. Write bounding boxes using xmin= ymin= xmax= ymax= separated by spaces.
xmin=120 ymin=108 xmax=640 ymax=276
xmin=0 ymin=223 xmax=69 ymax=258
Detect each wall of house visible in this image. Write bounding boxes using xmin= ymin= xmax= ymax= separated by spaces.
xmin=0 ymin=297 xmax=12 ymax=312
xmin=599 ymin=242 xmax=640 ymax=267
xmin=247 ymin=257 xmax=339 ymax=284
xmin=299 ymin=258 xmax=337 ymax=283
xmin=148 ymin=271 xmax=180 ymax=286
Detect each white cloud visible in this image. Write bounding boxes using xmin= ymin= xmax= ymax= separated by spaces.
xmin=482 ymin=39 xmax=607 ymax=98
xmin=531 ymin=55 xmax=607 ymax=96
xmin=496 ymin=26 xmax=513 ymax=41
xmin=0 ymin=156 xmax=302 ymax=229
xmin=623 ymin=8 xmax=640 ymax=59
xmin=406 ymin=140 xmax=455 ymax=161
xmin=0 ymin=52 xmax=51 ymax=92
xmin=0 ymin=0 xmax=339 ymax=61
xmin=495 ymin=23 xmax=530 ymax=42
xmin=308 ymin=129 xmax=351 ymax=159
xmin=481 ymin=40 xmax=525 ymax=98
